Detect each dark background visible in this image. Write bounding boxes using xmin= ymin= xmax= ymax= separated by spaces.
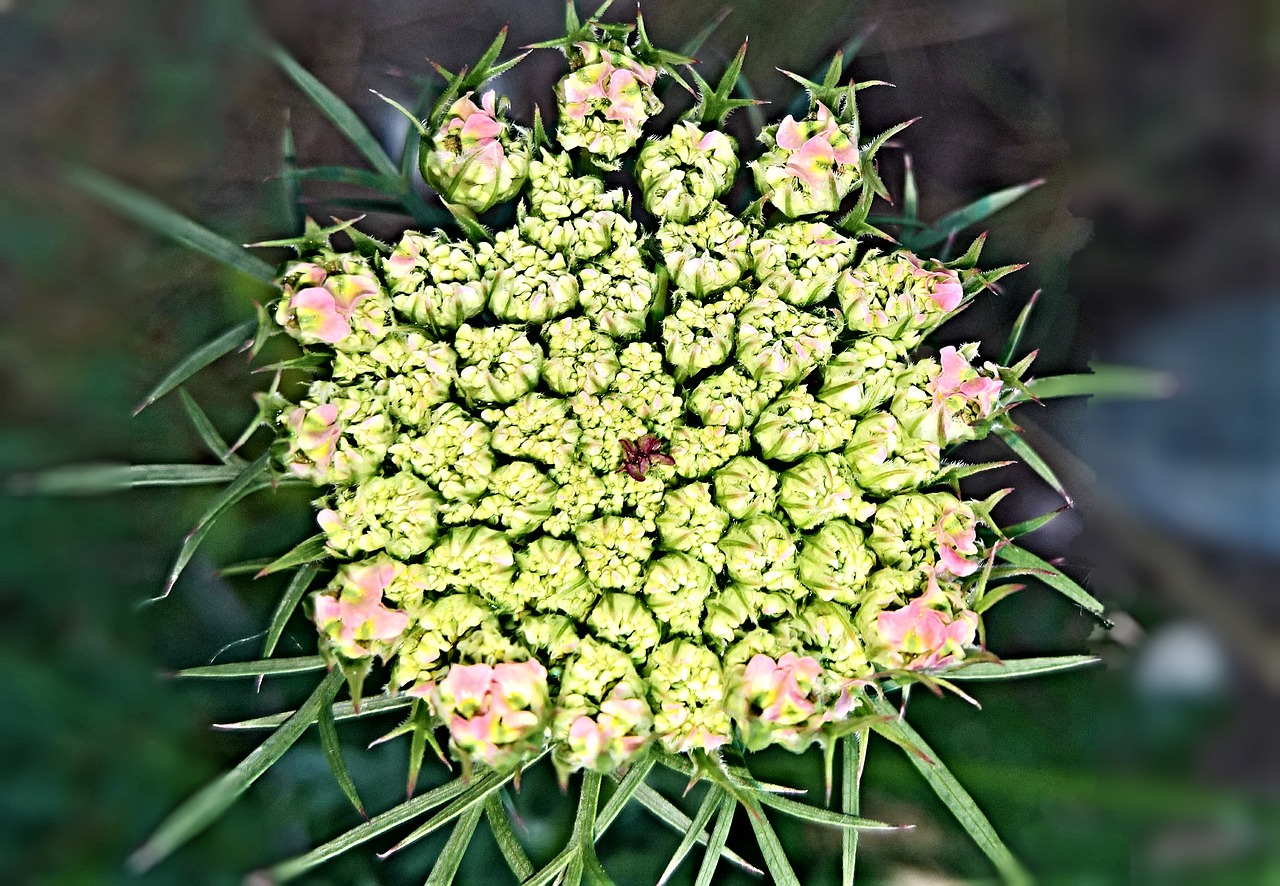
xmin=2 ymin=0 xmax=1278 ymax=882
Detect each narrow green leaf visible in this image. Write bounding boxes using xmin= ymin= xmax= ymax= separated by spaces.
xmin=693 ymin=796 xmax=736 ymax=886
xmin=426 ymin=804 xmax=484 ymax=886
xmin=280 ymin=112 xmax=303 ymax=236
xmin=263 ymin=773 xmax=473 ymax=882
xmin=999 ymin=507 xmax=1067 ymax=540
xmin=65 ymin=165 xmax=275 ymax=283
xmin=383 ymin=763 xmax=531 ymax=857
xmin=485 ymin=794 xmax=535 ymax=882
xmin=755 ymin=791 xmax=894 ymax=831
xmin=286 ymin=165 xmax=401 ymax=191
xmin=869 ymin=696 xmax=1031 ymax=885
xmin=1001 ymin=290 xmax=1040 ymax=365
xmin=740 ymin=795 xmax=801 ymax=886
xmin=573 ymin=771 xmax=614 ymax=886
xmin=179 ymin=389 xmax=242 ymax=466
xmin=657 ymin=786 xmax=723 ymax=886
xmin=158 ymin=454 xmax=272 ymax=599
xmin=268 ymin=43 xmax=400 ymax=180
xmin=680 ymin=6 xmax=730 ymax=57
xmin=992 ymin=425 xmax=1073 ymax=507
xmin=17 ymin=463 xmax=242 ymax=496
xmin=131 ymin=320 xmax=257 ymax=414
xmin=256 ymin=534 xmax=328 ymax=578
xmin=973 ymin=582 xmax=1026 ymax=615
xmin=907 ymin=178 xmax=1045 ymax=252
xmin=318 ymin=696 xmax=367 ymax=819
xmin=632 ymin=784 xmax=760 ymax=875
xmin=1024 ymin=366 xmax=1175 ymax=401
xmin=175 ymin=655 xmax=325 ymax=679
xmin=842 ymin=733 xmax=868 ymax=886
xmin=128 ymin=670 xmax=342 ymax=873
xmin=261 ymin=563 xmax=321 ymax=661
xmin=902 ymin=153 xmax=919 ymax=226
xmin=216 ymin=557 xmax=275 ymax=576
xmin=938 ymin=655 xmax=1100 ymax=682
xmin=995 ymin=542 xmax=1105 ymax=616
xmin=216 ymin=693 xmax=413 ymax=731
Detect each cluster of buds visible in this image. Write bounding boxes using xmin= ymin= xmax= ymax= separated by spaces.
xmin=260 ymin=13 xmax=1032 ymax=778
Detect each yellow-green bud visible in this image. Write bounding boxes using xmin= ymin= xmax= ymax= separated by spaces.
xmin=796 ymin=519 xmax=876 ymax=605
xmin=777 ymin=453 xmax=874 ymax=531
xmin=712 ymin=455 xmax=779 ymax=520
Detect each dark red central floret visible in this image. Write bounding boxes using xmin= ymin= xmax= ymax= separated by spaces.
xmin=618 ymin=435 xmax=675 ymax=480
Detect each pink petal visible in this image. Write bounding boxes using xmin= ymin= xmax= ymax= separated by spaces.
xmin=776 ymin=116 xmax=805 ymax=151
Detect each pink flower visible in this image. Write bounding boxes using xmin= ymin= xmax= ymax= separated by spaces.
xmin=877 ymin=588 xmax=979 ymax=670
xmin=934 ymin=500 xmax=980 ymax=578
xmin=313 ymin=560 xmax=409 ymax=661
xmin=741 ymin=653 xmax=822 ymax=725
xmin=433 ymin=660 xmax=550 ymax=768
xmin=442 ymin=90 xmax=507 ymax=172
xmin=285 ymin=403 xmax=341 ymax=476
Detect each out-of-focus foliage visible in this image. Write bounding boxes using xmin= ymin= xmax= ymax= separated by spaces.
xmin=2 ymin=0 xmax=1277 ymax=883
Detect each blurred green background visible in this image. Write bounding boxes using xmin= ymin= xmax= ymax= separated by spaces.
xmin=2 ymin=0 xmax=1278 ymax=883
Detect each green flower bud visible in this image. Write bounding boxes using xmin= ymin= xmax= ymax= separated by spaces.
xmin=389 ymin=402 xmax=494 ymax=501
xmin=867 ymin=492 xmax=981 ymax=579
xmin=485 ymin=393 xmax=581 ymax=469
xmin=636 ymin=122 xmax=738 ymax=223
xmin=279 ymin=380 xmax=394 ymax=487
xmin=526 ymin=149 xmax=619 ymax=220
xmin=817 ymin=336 xmax=906 ymax=417
xmin=517 ymin=613 xmax=582 ymax=661
xmin=332 ymin=332 xmax=458 ymax=428
xmin=703 ymin=583 xmax=795 ymax=648
xmin=569 ymin=393 xmax=647 ymax=474
xmin=275 ymin=254 xmax=394 ymax=351
xmin=749 ymin=221 xmax=854 ymax=307
xmin=317 ymin=472 xmax=441 ymax=560
xmin=642 ymin=552 xmax=716 ymax=635
xmin=578 ymin=246 xmax=658 ymax=338
xmin=836 ymin=249 xmax=964 ymax=342
xmin=777 ymin=453 xmax=874 ymax=531
xmin=543 ymin=317 xmax=622 ymax=396
xmin=687 ymin=367 xmax=781 ymax=431
xmin=645 ymin=639 xmax=733 ymax=753
xmin=712 ymin=455 xmax=779 ymax=520
xmin=453 ymin=323 xmax=544 ymax=405
xmin=599 ymin=466 xmax=671 ymax=530
xmin=391 ymin=593 xmax=493 ymax=688
xmin=610 ymin=343 xmax=683 ymax=435
xmin=421 ymin=526 xmax=516 ymax=601
xmin=782 ymin=601 xmax=870 ymax=680
xmin=654 ymin=482 xmax=729 ymax=570
xmin=471 ymin=461 xmax=558 ymax=537
xmin=421 ymin=90 xmax=530 ymax=213
xmin=718 ymin=514 xmax=800 ymax=591
xmin=796 ymin=518 xmax=876 ymax=605
xmin=750 ymin=103 xmax=860 ymax=217
xmin=669 ymin=424 xmax=746 ymax=479
xmin=753 ymin=389 xmax=855 ymax=462
xmin=661 ymin=296 xmax=736 ymax=382
xmin=844 ymin=412 xmax=941 ymax=496
xmin=487 ymin=229 xmax=580 ymax=323
xmin=512 ymin=536 xmax=596 ymax=619
xmin=384 ymin=231 xmax=488 ymax=335
xmin=545 ymin=461 xmax=607 ymax=537
xmin=521 ymin=208 xmax=641 ymax=266
xmin=726 ymin=651 xmax=831 ymax=753
xmin=723 ymin=628 xmax=789 ymax=670
xmin=735 ymin=297 xmax=839 ymax=386
xmin=656 ymin=203 xmax=753 ymax=298
xmin=574 ymin=515 xmax=654 ymax=591
xmin=586 ymin=592 xmax=662 ymax=662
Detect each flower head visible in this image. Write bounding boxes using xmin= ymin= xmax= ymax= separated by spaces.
xmin=751 ymin=103 xmax=860 ymax=216
xmin=422 ymin=90 xmax=530 ymax=212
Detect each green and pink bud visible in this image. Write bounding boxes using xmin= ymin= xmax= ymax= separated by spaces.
xmin=556 ymin=42 xmax=663 ymax=162
xmin=843 ymin=411 xmax=941 ymax=497
xmin=750 ymin=102 xmax=860 ymax=217
xmin=891 ymin=345 xmax=1004 ymax=446
xmin=735 ymin=297 xmax=839 ymax=387
xmin=728 ymin=652 xmax=829 ymax=752
xmin=656 ymin=203 xmax=754 ymax=298
xmin=433 ymin=660 xmax=550 ymax=770
xmin=312 ymin=557 xmax=411 ymax=664
xmin=275 ymin=258 xmax=391 ymax=350
xmin=837 ymin=250 xmax=964 ymax=344
xmin=421 ymin=90 xmax=530 ymax=213
xmin=875 ymin=580 xmax=979 ymax=671
xmin=383 ymin=232 xmax=489 ymax=335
